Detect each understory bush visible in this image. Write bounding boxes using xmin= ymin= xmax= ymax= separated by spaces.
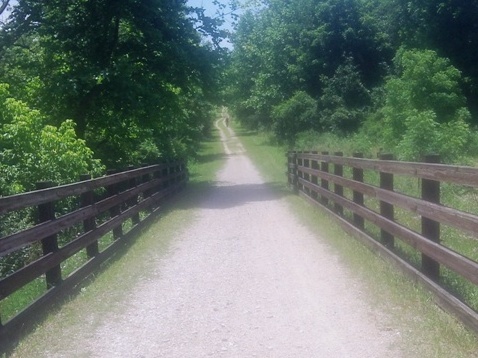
xmin=271 ymin=91 xmax=318 ymax=143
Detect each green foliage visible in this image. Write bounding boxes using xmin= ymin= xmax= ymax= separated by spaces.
xmin=0 ymin=83 xmax=104 ymax=279
xmin=271 ymin=91 xmax=318 ymax=143
xmin=391 ymin=0 xmax=478 ymax=121
xmin=0 ymin=83 xmax=103 ymax=195
xmin=395 ymin=110 xmax=471 ymax=162
xmin=0 ymin=0 xmax=222 ymax=167
xmin=226 ymin=0 xmax=390 ymax=130
xmin=381 ymin=49 xmax=471 ymax=162
xmin=319 ymin=58 xmax=371 ymax=134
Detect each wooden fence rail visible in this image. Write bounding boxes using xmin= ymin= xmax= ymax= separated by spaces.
xmin=0 ymin=161 xmax=187 ymax=352
xmin=287 ymin=151 xmax=478 ymax=333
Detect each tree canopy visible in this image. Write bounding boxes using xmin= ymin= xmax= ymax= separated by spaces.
xmin=224 ymin=0 xmax=478 ymax=161
xmin=0 ymin=0 xmax=234 ymax=196
xmin=0 ymin=0 xmax=226 ymax=174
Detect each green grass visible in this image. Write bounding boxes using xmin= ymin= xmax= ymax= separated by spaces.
xmin=235 ymin=124 xmax=478 ymax=357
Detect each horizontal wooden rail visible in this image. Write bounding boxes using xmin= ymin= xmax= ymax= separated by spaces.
xmin=288 ymin=151 xmax=478 ymax=333
xmin=299 ymin=166 xmax=478 ymax=235
xmin=298 ymin=153 xmax=478 ymax=186
xmin=0 ymin=164 xmax=177 ymax=214
xmin=0 ymin=161 xmax=187 ymax=353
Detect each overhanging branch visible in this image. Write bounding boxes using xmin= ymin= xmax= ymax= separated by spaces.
xmin=0 ymin=0 xmax=9 ymax=16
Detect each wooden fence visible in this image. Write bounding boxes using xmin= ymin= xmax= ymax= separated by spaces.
xmin=0 ymin=161 xmax=187 ymax=352
xmin=287 ymin=151 xmax=478 ymax=333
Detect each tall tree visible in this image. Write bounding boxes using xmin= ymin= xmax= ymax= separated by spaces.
xmin=390 ymin=0 xmax=478 ymax=121
xmin=0 ymin=0 xmax=222 ymax=166
xmin=227 ymin=0 xmax=390 ymax=132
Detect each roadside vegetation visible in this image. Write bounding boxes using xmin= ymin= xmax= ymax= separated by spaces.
xmin=224 ymin=0 xmax=478 ymax=164
xmin=0 ymin=0 xmax=226 ymax=302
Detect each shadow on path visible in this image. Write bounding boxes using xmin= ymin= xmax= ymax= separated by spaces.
xmin=175 ymin=181 xmax=291 ymax=211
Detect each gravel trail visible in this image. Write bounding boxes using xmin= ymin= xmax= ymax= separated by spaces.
xmin=45 ymin=118 xmax=402 ymax=357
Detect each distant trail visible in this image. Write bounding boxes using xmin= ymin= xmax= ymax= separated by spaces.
xmin=13 ymin=113 xmax=403 ymax=357
xmin=215 ymin=117 xmax=245 ymax=155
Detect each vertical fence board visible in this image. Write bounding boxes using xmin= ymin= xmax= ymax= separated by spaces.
xmin=379 ymin=154 xmax=395 ymax=249
xmin=334 ymin=152 xmax=344 ymax=215
xmin=298 ymin=152 xmax=304 ymax=193
xmin=0 ymin=162 xmax=187 ymax=354
xmin=421 ymin=154 xmax=441 ymax=281
xmin=80 ymin=174 xmax=98 ymax=258
xmin=352 ymin=153 xmax=364 ymax=229
xmin=311 ymin=151 xmax=319 ymax=201
xmin=127 ymin=166 xmax=141 ymax=225
xmin=106 ymin=170 xmax=123 ymax=239
xmin=321 ymin=152 xmax=329 ymax=206
xmin=36 ymin=181 xmax=62 ymax=289
xmin=290 ymin=151 xmax=478 ymax=334
xmin=303 ymin=152 xmax=310 ymax=196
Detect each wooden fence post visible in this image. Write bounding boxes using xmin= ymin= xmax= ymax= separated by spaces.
xmin=166 ymin=161 xmax=173 ymax=189
xmin=141 ymin=164 xmax=154 ymax=212
xmin=292 ymin=152 xmax=298 ymax=193
xmin=153 ymin=164 xmax=164 ymax=205
xmin=303 ymin=152 xmax=310 ymax=196
xmin=311 ymin=151 xmax=319 ymax=201
xmin=321 ymin=151 xmax=329 ymax=206
xmin=127 ymin=166 xmax=140 ymax=225
xmin=287 ymin=152 xmax=293 ymax=188
xmin=379 ymin=154 xmax=394 ymax=249
xmin=106 ymin=169 xmax=123 ymax=239
xmin=297 ymin=152 xmax=304 ymax=193
xmin=422 ymin=154 xmax=441 ymax=281
xmin=36 ymin=181 xmax=62 ymax=289
xmin=334 ymin=152 xmax=344 ymax=215
xmin=80 ymin=174 xmax=99 ymax=258
xmin=352 ymin=153 xmax=364 ymax=229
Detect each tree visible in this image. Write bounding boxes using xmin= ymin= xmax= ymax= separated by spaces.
xmin=0 ymin=83 xmax=103 ymax=195
xmin=319 ymin=58 xmax=371 ymax=133
xmin=389 ymin=0 xmax=478 ymax=122
xmin=381 ymin=49 xmax=471 ymax=161
xmin=226 ymin=0 xmax=389 ymax=133
xmin=0 ymin=0 xmax=222 ymax=166
xmin=271 ymin=91 xmax=318 ymax=143
xmin=0 ymin=0 xmax=9 ymax=16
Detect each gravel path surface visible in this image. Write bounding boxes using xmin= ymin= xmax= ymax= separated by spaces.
xmin=45 ymin=118 xmax=402 ymax=357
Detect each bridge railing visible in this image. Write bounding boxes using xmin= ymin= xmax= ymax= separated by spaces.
xmin=0 ymin=161 xmax=187 ymax=351
xmin=288 ymin=151 xmax=478 ymax=333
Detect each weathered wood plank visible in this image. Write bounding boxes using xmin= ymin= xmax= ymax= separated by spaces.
xmin=0 ymin=164 xmax=176 ymax=214
xmin=0 ymin=183 xmax=182 ymax=300
xmin=299 ymin=166 xmax=478 ymax=237
xmin=298 ymin=153 xmax=478 ymax=186
xmin=299 ymin=178 xmax=478 ymax=286
xmin=299 ymin=189 xmax=478 ymax=334
xmin=0 ymin=177 xmax=166 ymax=255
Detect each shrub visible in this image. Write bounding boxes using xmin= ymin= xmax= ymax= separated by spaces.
xmin=381 ymin=49 xmax=472 ymax=162
xmin=271 ymin=91 xmax=318 ymax=143
xmin=0 ymin=83 xmax=103 ymax=195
